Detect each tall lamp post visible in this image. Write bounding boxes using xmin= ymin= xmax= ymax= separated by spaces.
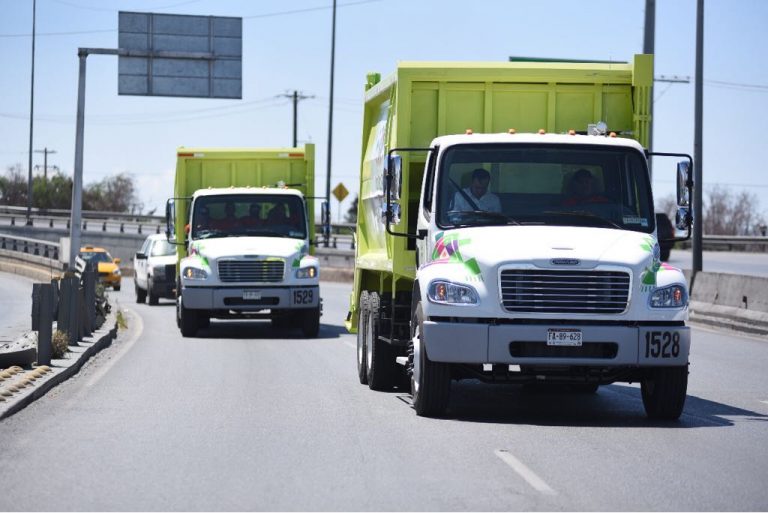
xmin=324 ymin=0 xmax=337 ymax=247
xmin=26 ymin=0 xmax=37 ymax=226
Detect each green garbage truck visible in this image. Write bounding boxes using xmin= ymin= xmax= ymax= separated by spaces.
xmin=347 ymin=55 xmax=694 ymax=418
xmin=167 ymin=145 xmax=321 ymax=337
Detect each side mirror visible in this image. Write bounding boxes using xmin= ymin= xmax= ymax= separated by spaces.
xmin=135 ymin=252 xmax=147 ymax=260
xmin=675 ymin=207 xmax=691 ymax=231
xmin=388 ymin=155 xmax=402 ymax=201
xmin=165 ymin=199 xmax=176 ymax=243
xmin=676 ymin=161 xmax=691 ymax=207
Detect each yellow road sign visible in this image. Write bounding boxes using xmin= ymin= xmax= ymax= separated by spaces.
xmin=333 ymin=182 xmax=349 ymax=202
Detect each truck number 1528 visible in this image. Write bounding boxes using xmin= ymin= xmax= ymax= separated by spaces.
xmin=644 ymin=331 xmax=681 ymax=358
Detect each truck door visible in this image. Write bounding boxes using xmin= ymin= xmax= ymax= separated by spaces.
xmin=416 ymin=148 xmax=438 ymax=268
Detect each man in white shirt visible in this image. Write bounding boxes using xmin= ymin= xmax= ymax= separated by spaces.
xmin=450 ymin=168 xmax=502 ymax=213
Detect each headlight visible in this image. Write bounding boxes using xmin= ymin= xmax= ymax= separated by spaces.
xmin=296 ymin=266 xmax=318 ymax=279
xmin=183 ymin=267 xmax=208 ymax=280
xmin=152 ymin=265 xmax=166 ymax=279
xmin=649 ymin=284 xmax=687 ymax=308
xmin=428 ymin=280 xmax=479 ymax=305
xmin=112 ymin=268 xmax=121 ymax=276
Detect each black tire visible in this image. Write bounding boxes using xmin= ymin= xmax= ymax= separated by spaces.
xmin=148 ymin=278 xmax=159 ymax=305
xmin=135 ymin=280 xmax=146 ymax=304
xmin=113 ymin=284 xmax=121 ymax=292
xmin=411 ymin=301 xmax=450 ymax=417
xmin=356 ymin=291 xmax=370 ymax=385
xmin=301 ymin=306 xmax=321 ymax=337
xmin=198 ymin=313 xmax=210 ymax=330
xmin=366 ymin=292 xmax=398 ymax=390
xmin=179 ymin=299 xmax=198 ymax=337
xmin=271 ymin=311 xmax=290 ymax=329
xmin=641 ymin=366 xmax=688 ymax=420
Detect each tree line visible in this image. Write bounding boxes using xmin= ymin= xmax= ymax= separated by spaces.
xmin=0 ymin=164 xmax=147 ymax=214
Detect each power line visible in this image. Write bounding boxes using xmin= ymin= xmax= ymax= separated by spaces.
xmin=0 ymin=0 xmax=384 ymax=38
xmin=48 ymin=0 xmax=201 ymax=12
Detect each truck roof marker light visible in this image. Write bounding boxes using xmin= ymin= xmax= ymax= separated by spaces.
xmin=568 ymin=129 xmax=576 ymax=136
xmin=465 ymin=129 xmax=473 ymax=135
xmin=538 ymin=129 xmax=546 ymax=134
xmin=508 ymin=128 xmax=516 ymax=134
xmin=609 ymin=132 xmax=617 ymax=138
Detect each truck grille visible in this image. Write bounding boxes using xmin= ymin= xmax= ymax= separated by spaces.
xmin=218 ymin=260 xmax=284 ymax=283
xmin=500 ymin=269 xmax=630 ymax=314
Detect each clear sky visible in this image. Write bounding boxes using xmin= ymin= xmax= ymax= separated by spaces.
xmin=1 ymin=0 xmax=767 ymax=221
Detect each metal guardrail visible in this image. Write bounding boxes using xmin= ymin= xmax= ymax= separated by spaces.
xmin=0 ymin=233 xmax=61 ymax=261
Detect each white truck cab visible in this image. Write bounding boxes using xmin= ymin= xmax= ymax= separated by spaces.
xmin=175 ymin=187 xmax=321 ymax=337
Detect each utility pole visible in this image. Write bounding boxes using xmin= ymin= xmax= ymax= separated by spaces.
xmin=26 ymin=0 xmax=37 ymax=226
xmin=34 ymin=147 xmax=57 ymax=181
xmin=278 ymin=90 xmax=314 ymax=147
xmin=693 ymin=0 xmax=704 ymax=273
xmin=324 ymin=0 xmax=337 ymax=247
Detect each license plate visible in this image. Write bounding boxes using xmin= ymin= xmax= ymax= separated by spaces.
xmin=243 ymin=290 xmax=262 ymax=300
xmin=547 ymin=329 xmax=583 ymax=346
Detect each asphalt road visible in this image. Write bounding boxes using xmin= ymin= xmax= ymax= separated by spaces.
xmin=669 ymin=248 xmax=768 ymax=277
xmin=0 ymin=278 xmax=767 ymax=511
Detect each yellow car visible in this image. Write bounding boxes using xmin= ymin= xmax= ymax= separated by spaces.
xmin=79 ymin=246 xmax=122 ymax=291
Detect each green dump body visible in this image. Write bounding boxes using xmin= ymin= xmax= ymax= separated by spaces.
xmin=173 ymin=144 xmax=316 ymax=261
xmin=348 ymin=55 xmax=653 ymax=331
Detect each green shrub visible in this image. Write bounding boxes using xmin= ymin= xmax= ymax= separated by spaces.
xmin=52 ymin=330 xmax=69 ymax=358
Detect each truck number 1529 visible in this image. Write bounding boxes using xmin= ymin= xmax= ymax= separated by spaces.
xmin=644 ymin=331 xmax=681 ymax=358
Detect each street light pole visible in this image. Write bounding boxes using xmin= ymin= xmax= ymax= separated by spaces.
xmin=26 ymin=0 xmax=37 ymax=226
xmin=643 ymin=0 xmax=655 ymax=177
xmin=693 ymin=0 xmax=704 ymax=273
xmin=324 ymin=0 xmax=337 ymax=247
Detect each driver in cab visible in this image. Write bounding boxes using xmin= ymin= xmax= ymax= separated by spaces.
xmin=450 ymin=168 xmax=501 ymax=213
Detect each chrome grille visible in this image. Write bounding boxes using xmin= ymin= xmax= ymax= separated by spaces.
xmin=500 ymin=269 xmax=630 ymax=314
xmin=218 ymin=260 xmax=284 ymax=283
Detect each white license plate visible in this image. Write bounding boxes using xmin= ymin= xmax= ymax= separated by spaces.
xmin=546 ymin=329 xmax=583 ymax=346
xmin=243 ymin=290 xmax=262 ymax=300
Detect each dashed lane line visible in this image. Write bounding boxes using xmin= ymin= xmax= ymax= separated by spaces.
xmin=495 ymin=449 xmax=557 ymax=496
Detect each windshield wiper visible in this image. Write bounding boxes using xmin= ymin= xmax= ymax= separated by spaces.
xmin=447 ymin=210 xmax=521 ymax=226
xmin=544 ymin=210 xmax=624 ymax=230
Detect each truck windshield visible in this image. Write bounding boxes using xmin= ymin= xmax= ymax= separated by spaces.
xmin=436 ymin=143 xmax=654 ymax=233
xmin=191 ymin=194 xmax=307 ymax=240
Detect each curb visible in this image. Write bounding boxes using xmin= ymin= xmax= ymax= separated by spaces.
xmin=0 ymin=310 xmax=119 ymax=420
xmin=689 ymin=301 xmax=768 ymax=338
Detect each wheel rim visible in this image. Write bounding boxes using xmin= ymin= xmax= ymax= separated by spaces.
xmin=411 ymin=320 xmax=421 ymax=396
xmin=356 ymin=314 xmax=365 ymax=370
xmin=365 ymin=310 xmax=374 ymax=370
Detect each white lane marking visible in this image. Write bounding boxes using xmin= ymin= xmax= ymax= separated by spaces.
xmin=343 ymin=340 xmax=356 ymax=349
xmin=495 ymin=449 xmax=557 ymax=496
xmin=82 ymin=309 xmax=143 ymax=389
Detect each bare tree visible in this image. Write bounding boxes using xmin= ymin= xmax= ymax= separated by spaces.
xmin=83 ymin=172 xmax=142 ymax=213
xmin=703 ymin=185 xmax=766 ymax=235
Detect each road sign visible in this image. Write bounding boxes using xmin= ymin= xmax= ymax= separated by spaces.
xmin=118 ymin=12 xmax=242 ymax=98
xmin=332 ymin=183 xmax=349 ymax=203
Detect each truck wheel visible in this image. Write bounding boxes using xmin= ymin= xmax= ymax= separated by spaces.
xmin=198 ymin=313 xmax=210 ymax=329
xmin=113 ymin=284 xmax=121 ymax=292
xmin=366 ymin=292 xmax=397 ymax=390
xmin=148 ymin=278 xmax=159 ymax=305
xmin=641 ymin=366 xmax=688 ymax=420
xmin=135 ymin=280 xmax=146 ymax=304
xmin=411 ymin=301 xmax=450 ymax=417
xmin=356 ymin=291 xmax=370 ymax=385
xmin=301 ymin=306 xmax=321 ymax=337
xmin=179 ymin=299 xmax=198 ymax=337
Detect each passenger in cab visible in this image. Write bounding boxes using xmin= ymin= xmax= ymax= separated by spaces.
xmin=562 ymin=168 xmax=610 ymax=206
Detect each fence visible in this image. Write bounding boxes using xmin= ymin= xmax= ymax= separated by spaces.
xmin=29 ymin=257 xmax=107 ymax=366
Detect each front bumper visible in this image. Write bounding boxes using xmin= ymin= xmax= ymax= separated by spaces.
xmin=182 ymin=285 xmax=320 ymax=311
xmin=422 ymin=321 xmax=690 ymax=367
xmin=98 ymin=272 xmax=121 ymax=288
